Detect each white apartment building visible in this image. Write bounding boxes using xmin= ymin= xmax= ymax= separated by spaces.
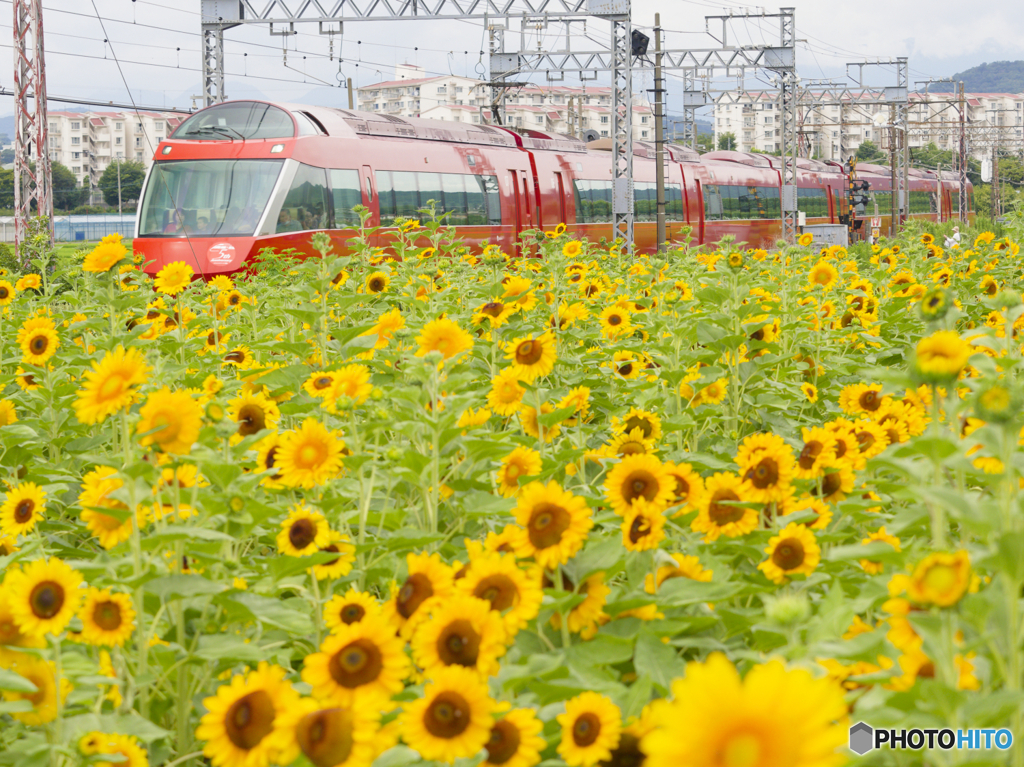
xmin=714 ymin=91 xmax=1024 ymax=162
xmin=357 ymin=64 xmax=653 ymax=140
xmin=47 ymin=110 xmax=184 ymax=202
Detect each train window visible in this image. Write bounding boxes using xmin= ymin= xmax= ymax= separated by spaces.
xmin=797 ymin=187 xmax=827 ymax=218
xmin=173 ymin=102 xmax=295 ymax=141
xmin=573 ymin=180 xmax=612 ymax=223
xmin=377 ymin=171 xmax=501 ymax=226
xmin=364 ymin=176 xmax=373 ymax=202
xmin=666 ymin=185 xmax=684 ymax=220
xmin=630 ymin=183 xmax=685 ymax=222
xmin=277 ymin=163 xmax=329 ymax=233
xmin=138 ymin=158 xmax=284 ymax=237
xmin=330 ymin=169 xmax=362 ymax=227
xmin=703 ymin=184 xmax=723 ymax=221
xmin=704 ymin=183 xmax=779 ymax=221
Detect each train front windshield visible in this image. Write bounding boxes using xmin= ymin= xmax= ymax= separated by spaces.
xmin=139 ymin=159 xmax=284 ymax=237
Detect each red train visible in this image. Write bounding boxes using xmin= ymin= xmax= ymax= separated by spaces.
xmin=134 ymin=100 xmax=973 ymax=275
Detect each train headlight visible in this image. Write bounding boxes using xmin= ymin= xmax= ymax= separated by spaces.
xmin=271 ymin=144 xmax=285 ymax=153
xmin=161 ymin=146 xmax=172 ymax=155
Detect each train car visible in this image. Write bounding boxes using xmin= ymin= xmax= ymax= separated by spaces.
xmin=134 ymin=99 xmax=975 ymax=276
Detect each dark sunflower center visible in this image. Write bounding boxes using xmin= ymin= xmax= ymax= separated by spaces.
xmin=438 ymin=619 xmax=481 ymax=667
xmin=424 ymin=691 xmax=471 ymax=738
xmin=799 ymin=442 xmax=822 ymax=470
xmin=573 ymin=712 xmax=601 ymax=747
xmin=263 ymin=447 xmax=278 ymax=470
xmin=515 ymin=339 xmax=544 ymax=366
xmin=527 ymin=503 xmax=572 ymax=549
xmin=329 ymin=638 xmax=383 ymax=688
xmin=816 ymin=472 xmax=843 ymax=497
xmin=13 ymin=499 xmax=34 ymax=523
xmin=237 ymin=404 xmax=266 ymax=436
xmin=486 ymin=720 xmax=522 ymax=765
xmin=91 ymin=600 xmax=122 ymax=631
xmin=29 ymin=581 xmax=64 ymax=619
xmin=396 ymin=572 xmax=433 ymax=619
xmin=369 ymin=277 xmax=385 ymax=292
xmin=608 ymin=314 xmax=622 ymax=326
xmin=29 ymin=335 xmax=48 ymax=354
xmin=857 ymin=431 xmax=875 ymax=450
xmin=618 ymin=363 xmax=634 ymax=376
xmin=225 ymin=690 xmax=276 ymax=750
xmin=623 ymin=471 xmax=658 ymax=503
xmin=482 ymin=302 xmax=505 ymax=317
xmin=288 ymin=518 xmax=317 ymax=550
xmin=473 ymin=574 xmax=517 ymax=611
xmin=314 ymin=376 xmax=333 ymax=390
xmin=772 ymin=538 xmax=805 ymax=570
xmin=840 ymin=312 xmax=854 ymax=328
xmin=623 ymin=416 xmax=652 ymax=437
xmin=833 ymin=439 xmax=847 ymax=459
xmin=296 ymin=708 xmax=355 ymax=767
xmin=0 ymin=288 xmax=7 ymax=299
xmin=229 ymin=294 xmax=242 ymax=305
xmin=708 ymin=490 xmax=744 ymax=525
xmin=671 ymin=475 xmax=690 ymax=502
xmin=928 ymin=296 xmax=941 ymax=308
xmin=224 ymin=351 xmax=245 ymax=364
xmin=859 ymin=391 xmax=880 ymax=411
xmin=340 ymin=604 xmax=365 ymax=624
xmin=751 ymin=328 xmax=765 ymax=342
xmin=745 ymin=457 xmax=779 ymax=489
xmin=629 ymin=514 xmax=651 ymax=543
xmin=600 ymin=732 xmax=644 ymax=767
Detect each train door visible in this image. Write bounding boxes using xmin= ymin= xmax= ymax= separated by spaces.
xmin=554 ymin=171 xmax=568 ymax=227
xmin=361 ymin=164 xmax=378 ymax=249
xmin=694 ymin=178 xmax=705 ymax=245
xmin=510 ymin=171 xmax=525 ymax=256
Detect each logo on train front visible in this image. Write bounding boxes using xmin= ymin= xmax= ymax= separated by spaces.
xmin=208 ymin=242 xmax=236 ymax=265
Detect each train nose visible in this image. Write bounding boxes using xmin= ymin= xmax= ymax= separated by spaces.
xmin=136 ymin=237 xmax=253 ymax=276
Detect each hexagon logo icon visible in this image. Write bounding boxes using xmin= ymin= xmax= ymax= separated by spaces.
xmin=849 ymin=722 xmax=874 ymax=755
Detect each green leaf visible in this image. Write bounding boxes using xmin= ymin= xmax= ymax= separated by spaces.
xmin=656 ymin=578 xmax=746 ymax=606
xmin=538 ymin=405 xmax=576 ymax=428
xmin=146 ymin=574 xmax=226 ymax=600
xmin=566 ymin=634 xmax=635 ymax=667
xmin=992 ymin=531 xmax=1024 ymax=581
xmin=633 ymin=631 xmax=685 ymax=693
xmin=195 ymin=634 xmax=268 ymax=663
xmin=619 ymin=674 xmax=653 ymax=720
xmin=0 ymin=700 xmax=33 ymax=714
xmin=223 ymin=592 xmax=315 ymax=635
xmin=0 ymin=668 xmax=38 ymax=693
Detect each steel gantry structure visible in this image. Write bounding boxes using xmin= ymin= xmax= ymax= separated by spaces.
xmin=13 ymin=0 xmax=52 ymax=258
xmin=199 ymin=1 xmax=800 ymax=249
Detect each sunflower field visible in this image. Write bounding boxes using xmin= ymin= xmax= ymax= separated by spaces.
xmin=1 ymin=209 xmax=1024 ymax=767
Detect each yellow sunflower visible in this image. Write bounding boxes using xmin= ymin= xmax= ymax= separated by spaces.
xmin=663 ymin=461 xmax=705 ymax=515
xmin=383 ymin=552 xmax=456 ymax=636
xmin=312 ymin=530 xmax=356 ymax=580
xmin=153 ymin=261 xmax=193 ymax=295
xmin=365 ymin=271 xmax=390 ymax=294
xmin=758 ymin=523 xmax=821 ymax=584
xmin=399 ymin=665 xmax=498 ymax=764
xmin=4 ymin=557 xmax=84 ymax=637
xmin=852 ymin=419 xmax=889 ymax=460
xmin=15 ymin=273 xmax=40 ymax=291
xmin=603 ymin=454 xmax=674 ymax=517
xmin=415 ymin=318 xmax=474 ymax=362
xmin=913 ymin=331 xmax=973 ymax=383
xmin=621 ymin=499 xmax=666 ymax=552
xmin=550 ymin=572 xmax=611 ymax=635
xmin=644 ymin=553 xmax=713 ymax=594
xmin=0 ymin=654 xmax=69 ymax=725
xmin=813 ymin=464 xmax=856 ymax=504
xmin=605 ymin=427 xmax=656 ymax=457
xmin=227 ymin=389 xmax=281 ymax=440
xmin=81 ymin=732 xmax=148 ymax=767
xmin=195 ymin=662 xmax=302 ymax=767
xmin=612 ymin=408 xmax=662 ymax=442
xmin=285 ymin=699 xmax=381 ymax=767
xmin=0 ymin=399 xmax=16 ymax=427
xmin=808 ymin=260 xmax=838 ymax=290
xmin=838 ymin=383 xmax=890 ymax=416
xmin=276 ymin=418 xmax=345 ymax=488
xmin=497 ymin=446 xmax=542 ymax=498
xmin=324 ymin=588 xmax=382 ymax=631
xmin=795 ymin=427 xmax=836 ymax=479
xmin=487 ymin=368 xmax=527 ymax=416
xmin=505 ymin=332 xmax=557 ymax=383
xmin=276 ymin=503 xmax=332 ymax=556
xmin=302 ymin=615 xmax=409 ymax=707
xmin=456 ymin=551 xmax=543 ymax=636
xmin=0 ymin=280 xmax=16 ymax=305
xmin=325 ymin=364 xmax=373 ymax=408
xmin=74 ymin=345 xmax=151 ymax=425
xmin=83 ymin=240 xmax=128 ymax=272
xmin=473 ymin=300 xmax=516 ymax=328
xmin=17 ymin=316 xmax=59 ymax=365
xmin=411 ymin=594 xmax=509 ymax=679
xmin=859 ymin=526 xmax=901 ymax=574
xmin=483 ymin=708 xmax=547 ymax=767
xmin=693 ymin=378 xmax=727 ymax=406
xmin=598 ymin=305 xmax=633 ymax=338
xmin=562 ymin=240 xmax=583 ymax=258
xmin=255 ymin=431 xmax=284 ymax=488
xmin=0 ymin=583 xmax=46 ymax=652
xmin=79 ymin=466 xmax=147 ymax=550
xmin=691 ymin=472 xmax=758 ymax=542
xmin=510 ymin=481 xmax=593 ymax=570
xmin=304 ymin=371 xmax=339 ymax=399
xmin=222 ymin=346 xmax=254 ymax=369
xmin=518 ymin=403 xmax=562 ymax=443
xmin=907 ymin=550 xmax=971 ymax=607
xmin=0 ymin=482 xmax=46 ymax=538
xmin=736 ymin=435 xmax=796 ymax=504
xmin=78 ymin=588 xmax=136 ymax=646
xmin=640 ymin=653 xmax=848 ymax=767
xmin=797 ymin=232 xmax=814 ymax=247
xmin=556 ymin=692 xmax=622 ymax=767
xmin=136 ymin=387 xmax=203 ymax=455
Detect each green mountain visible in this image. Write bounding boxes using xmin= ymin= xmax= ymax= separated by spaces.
xmin=929 ymin=60 xmax=1024 ymax=93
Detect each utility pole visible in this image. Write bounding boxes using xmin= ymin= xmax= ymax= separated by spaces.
xmin=116 ymin=160 xmax=122 ymax=216
xmin=889 ymin=104 xmax=898 ymax=227
xmin=991 ymin=145 xmax=1000 ymax=218
xmin=13 ymin=0 xmax=52 ymax=258
xmin=347 ymin=77 xmax=354 ymax=109
xmin=654 ymin=13 xmax=666 ymax=251
xmin=958 ymin=82 xmax=968 ymax=222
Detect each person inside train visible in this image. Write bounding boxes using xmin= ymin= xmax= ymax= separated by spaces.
xmin=277 ymin=209 xmax=302 ymax=233
xmin=195 ymin=216 xmax=210 ymax=234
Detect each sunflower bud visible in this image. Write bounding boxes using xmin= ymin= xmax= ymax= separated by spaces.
xmin=764 ymin=593 xmax=810 ymax=626
xmin=919 ymin=287 xmax=949 ymax=321
xmin=975 ymin=383 xmax=1018 ymax=423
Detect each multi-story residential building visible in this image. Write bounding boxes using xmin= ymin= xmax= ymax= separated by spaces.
xmin=356 ymin=64 xmax=653 ymax=140
xmin=47 ymin=110 xmax=184 ymax=203
xmin=714 ymin=91 xmax=1024 ymax=162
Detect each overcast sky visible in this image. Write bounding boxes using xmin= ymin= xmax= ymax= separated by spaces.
xmin=2 ymin=0 xmax=1021 ymax=116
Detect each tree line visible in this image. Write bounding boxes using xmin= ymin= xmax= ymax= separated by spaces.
xmin=0 ymin=160 xmax=146 ymax=212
